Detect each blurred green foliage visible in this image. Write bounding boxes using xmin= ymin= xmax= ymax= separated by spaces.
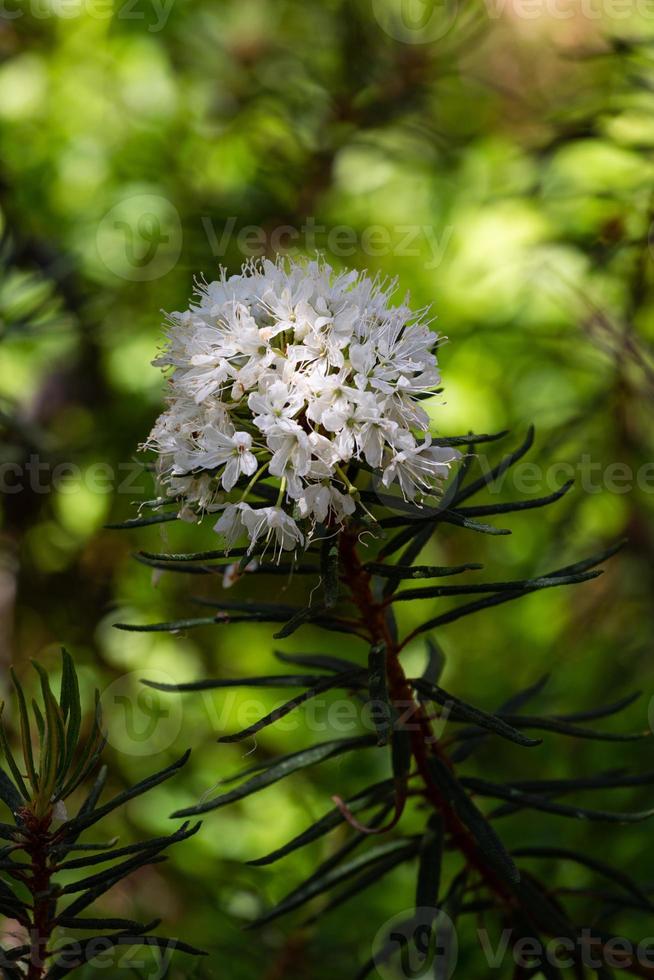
xmin=1 ymin=0 xmax=654 ymax=975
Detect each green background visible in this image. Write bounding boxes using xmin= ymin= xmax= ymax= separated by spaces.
xmin=1 ymin=0 xmax=653 ymax=975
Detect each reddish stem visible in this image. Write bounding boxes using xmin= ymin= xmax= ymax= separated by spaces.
xmin=338 ymin=528 xmax=517 ymax=909
xmin=19 ymin=808 xmax=55 ymax=980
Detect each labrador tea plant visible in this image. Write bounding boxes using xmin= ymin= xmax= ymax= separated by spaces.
xmin=114 ymin=259 xmax=654 ymax=979
xmin=0 ymin=651 xmax=204 ymax=979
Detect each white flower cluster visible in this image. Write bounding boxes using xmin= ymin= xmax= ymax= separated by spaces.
xmin=148 ymin=258 xmax=458 ymax=556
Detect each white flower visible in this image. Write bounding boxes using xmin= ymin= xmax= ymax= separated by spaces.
xmin=194 ymin=428 xmax=258 ymax=491
xmin=242 ymin=505 xmax=304 ymax=555
xmin=266 ymin=419 xmax=312 ymax=480
xmin=213 ymin=502 xmax=250 ymax=549
xmin=213 ymin=502 xmax=304 ymax=556
xmin=382 ymin=434 xmax=456 ymax=501
xmin=148 ymin=257 xmax=458 ymax=556
xmin=248 ymin=380 xmax=304 ymax=432
xmin=296 ymin=483 xmax=356 ymax=524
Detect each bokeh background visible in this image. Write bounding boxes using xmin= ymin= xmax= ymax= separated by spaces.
xmin=1 ymin=0 xmax=654 ymax=976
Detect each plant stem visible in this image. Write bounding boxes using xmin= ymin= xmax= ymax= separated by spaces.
xmin=20 ymin=808 xmax=55 ymax=980
xmin=338 ymin=527 xmax=517 ymax=909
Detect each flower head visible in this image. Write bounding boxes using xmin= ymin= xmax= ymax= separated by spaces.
xmin=147 ymin=258 xmax=458 ymax=556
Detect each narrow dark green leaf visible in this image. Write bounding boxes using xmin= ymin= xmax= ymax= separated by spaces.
xmin=556 ymin=691 xmax=641 ymax=723
xmin=455 ymin=480 xmax=574 ymax=517
xmin=60 ymin=851 xmax=171 ymax=895
xmin=0 ymin=722 xmax=30 ymax=803
xmin=0 ymin=947 xmax=24 ymax=980
xmin=114 ymin=617 xmax=220 ymax=633
xmin=435 ymin=430 xmax=510 ymax=446
xmin=0 ymin=878 xmax=25 ymax=909
xmin=385 ymin=522 xmax=440 ymax=594
xmin=378 ymin=510 xmax=511 ymax=536
xmin=273 ymin=603 xmax=326 ymax=639
xmin=391 ymin=721 xmax=412 ymax=785
xmin=408 ymin=569 xmax=602 ymax=639
xmin=439 ymin=510 xmax=512 ymax=536
xmin=59 ymin=823 xmax=200 ymax=870
xmin=415 ymin=815 xmax=444 ymax=910
xmin=392 ymin=570 xmax=601 ymax=604
xmin=502 ymin=769 xmax=654 ymax=795
xmin=45 ymin=931 xmax=205 ymax=979
xmin=368 ymin=643 xmax=392 ymax=747
xmin=142 ymin=673 xmax=347 ymax=693
xmin=426 ymin=756 xmax=520 ymax=885
xmin=249 ymin=838 xmax=419 ymax=928
xmin=512 ymin=847 xmax=651 ymax=906
xmin=217 ymin=670 xmax=365 ymax=743
xmin=282 ymin=803 xmax=394 ymax=908
xmin=57 ymin=859 xmax=168 ymax=921
xmin=247 ymin=778 xmax=394 ymax=867
xmin=172 ymin=735 xmax=377 ymax=817
xmin=105 ymin=511 xmax=179 ymax=529
xmin=462 ymin=777 xmax=654 ymax=823
xmin=134 ymin=554 xmax=224 ymax=575
xmin=75 ymin=764 xmax=108 ymax=821
xmin=32 ymin=699 xmax=45 ymax=742
xmin=412 ymin=679 xmax=540 ymax=748
xmin=421 ymin=637 xmax=446 ymax=687
xmin=0 ymin=823 xmax=18 ymax=841
xmin=273 ymin=650 xmax=361 ymax=674
xmin=454 ymin=426 xmax=535 ymax=504
xmin=495 ymin=714 xmax=649 ymax=742
xmin=63 ymin=750 xmax=191 ymax=835
xmin=56 ymin=710 xmax=105 ymax=802
xmin=450 ymin=674 xmax=550 ymax=764
xmin=547 ymin=539 xmax=626 ymax=578
xmin=56 ymin=916 xmax=160 ymax=932
xmin=321 ymin=538 xmax=340 ymax=609
xmin=32 ymin=660 xmax=67 ymax=776
xmin=190 ymin=597 xmax=297 ymax=616
xmin=52 ymin=839 xmax=118 ymax=854
xmin=141 ymin=548 xmax=244 ymax=562
xmin=513 ymin=874 xmax=580 ymax=948
xmin=366 ymin=562 xmax=483 ymax=580
xmin=9 ymin=668 xmax=37 ymax=791
xmin=302 ymin=842 xmax=420 ymax=926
